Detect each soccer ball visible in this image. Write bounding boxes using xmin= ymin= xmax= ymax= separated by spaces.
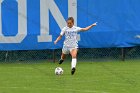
xmin=55 ymin=67 xmax=63 ymax=75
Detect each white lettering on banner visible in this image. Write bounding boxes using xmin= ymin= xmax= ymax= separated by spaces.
xmin=0 ymin=0 xmax=27 ymax=43
xmin=38 ymin=0 xmax=80 ymax=42
xmin=0 ymin=0 xmax=79 ymax=43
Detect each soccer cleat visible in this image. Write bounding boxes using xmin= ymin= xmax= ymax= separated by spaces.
xmin=71 ymin=68 xmax=76 ymax=75
xmin=59 ymin=59 xmax=64 ymax=64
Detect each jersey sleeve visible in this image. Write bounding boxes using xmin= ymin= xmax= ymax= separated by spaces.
xmin=76 ymin=27 xmax=82 ymax=32
xmin=60 ymin=27 xmax=66 ymax=36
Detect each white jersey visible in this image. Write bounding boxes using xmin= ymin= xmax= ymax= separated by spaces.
xmin=60 ymin=26 xmax=82 ymax=48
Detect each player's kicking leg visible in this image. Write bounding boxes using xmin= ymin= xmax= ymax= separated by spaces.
xmin=59 ymin=47 xmax=69 ymax=64
xmin=70 ymin=48 xmax=78 ymax=75
xmin=59 ymin=53 xmax=66 ymax=64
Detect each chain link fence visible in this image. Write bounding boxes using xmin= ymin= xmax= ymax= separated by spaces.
xmin=0 ymin=46 xmax=140 ymax=63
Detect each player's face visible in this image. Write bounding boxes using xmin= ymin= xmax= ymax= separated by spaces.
xmin=67 ymin=20 xmax=74 ymax=28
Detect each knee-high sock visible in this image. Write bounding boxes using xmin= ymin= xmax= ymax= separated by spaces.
xmin=71 ymin=58 xmax=77 ymax=69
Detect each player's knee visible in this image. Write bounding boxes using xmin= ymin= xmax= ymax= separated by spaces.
xmin=72 ymin=55 xmax=77 ymax=58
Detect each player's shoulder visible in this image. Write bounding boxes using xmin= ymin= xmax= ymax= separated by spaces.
xmin=62 ymin=26 xmax=69 ymax=30
xmin=72 ymin=26 xmax=77 ymax=29
xmin=72 ymin=26 xmax=81 ymax=30
xmin=73 ymin=26 xmax=80 ymax=29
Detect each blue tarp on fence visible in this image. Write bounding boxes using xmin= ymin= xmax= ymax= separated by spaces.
xmin=0 ymin=0 xmax=140 ymax=50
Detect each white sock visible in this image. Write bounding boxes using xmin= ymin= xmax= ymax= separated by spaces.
xmin=71 ymin=58 xmax=77 ymax=69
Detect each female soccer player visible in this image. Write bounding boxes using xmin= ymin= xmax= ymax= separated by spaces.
xmin=54 ymin=17 xmax=97 ymax=75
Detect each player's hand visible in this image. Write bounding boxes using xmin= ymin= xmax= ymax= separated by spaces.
xmin=92 ymin=22 xmax=97 ymax=26
xmin=54 ymin=40 xmax=57 ymax=45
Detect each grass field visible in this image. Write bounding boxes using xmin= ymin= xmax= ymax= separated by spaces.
xmin=0 ymin=60 xmax=140 ymax=93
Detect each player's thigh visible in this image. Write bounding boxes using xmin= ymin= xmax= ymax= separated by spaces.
xmin=62 ymin=47 xmax=70 ymax=54
xmin=70 ymin=48 xmax=78 ymax=58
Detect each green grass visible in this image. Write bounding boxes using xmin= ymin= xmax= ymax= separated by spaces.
xmin=0 ymin=60 xmax=140 ymax=93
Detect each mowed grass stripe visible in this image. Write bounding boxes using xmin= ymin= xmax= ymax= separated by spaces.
xmin=0 ymin=61 xmax=139 ymax=93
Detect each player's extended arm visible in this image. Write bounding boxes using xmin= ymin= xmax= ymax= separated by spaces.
xmin=54 ymin=35 xmax=62 ymax=44
xmin=80 ymin=22 xmax=97 ymax=31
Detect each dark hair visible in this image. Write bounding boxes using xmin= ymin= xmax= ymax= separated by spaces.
xmin=67 ymin=17 xmax=74 ymax=23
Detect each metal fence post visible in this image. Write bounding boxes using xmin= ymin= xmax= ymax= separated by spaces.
xmin=53 ymin=49 xmax=56 ymax=62
xmin=121 ymin=48 xmax=125 ymax=61
xmin=5 ymin=51 xmax=9 ymax=62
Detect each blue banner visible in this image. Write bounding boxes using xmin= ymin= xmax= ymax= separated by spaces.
xmin=0 ymin=0 xmax=140 ymax=50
